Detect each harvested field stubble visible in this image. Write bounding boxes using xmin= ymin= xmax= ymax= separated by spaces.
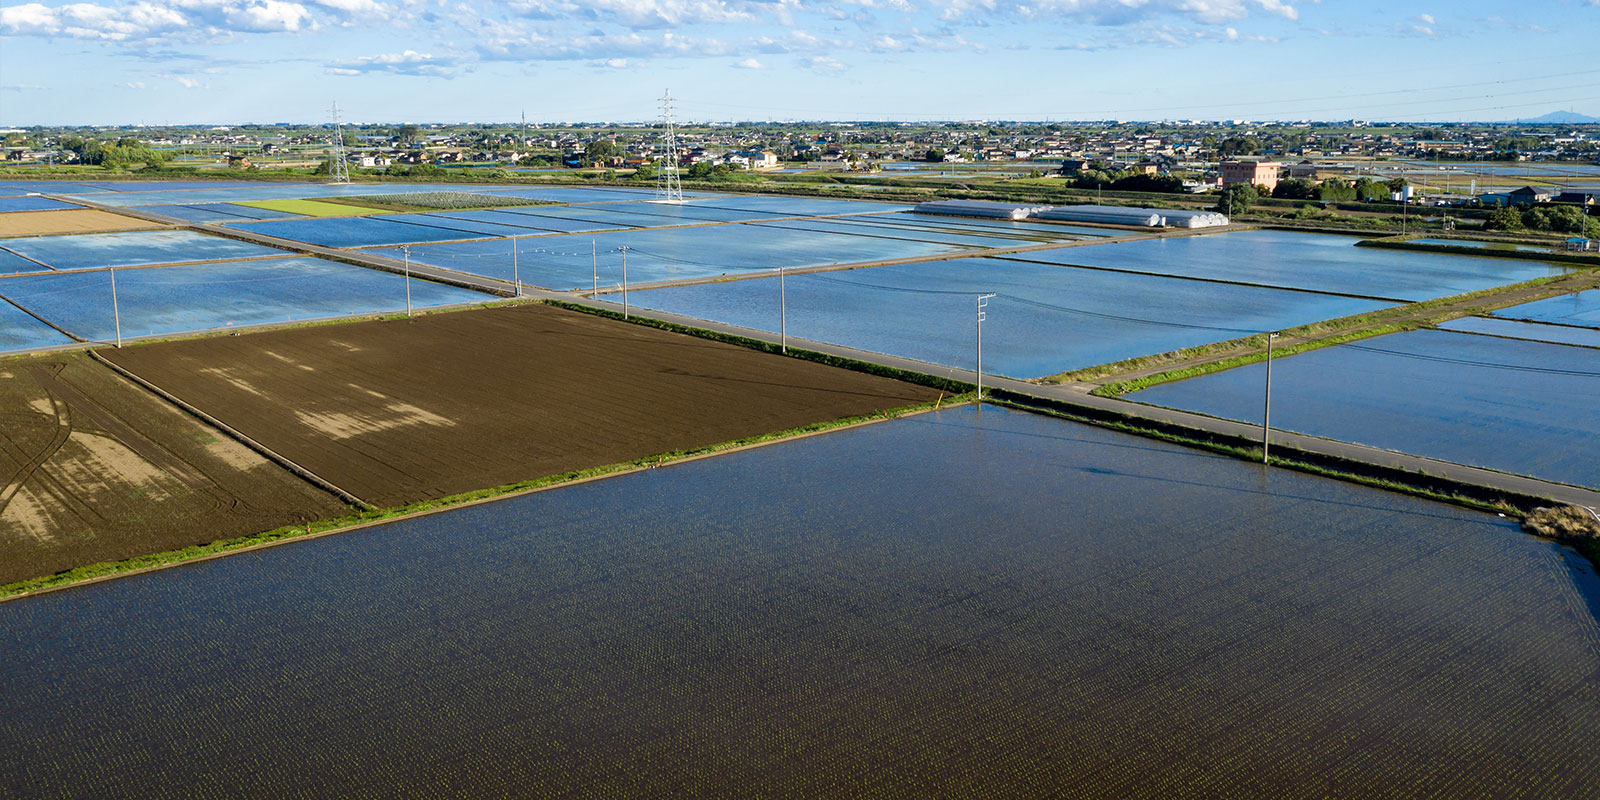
xmin=101 ymin=303 xmax=942 ymax=507
xmin=0 ymin=354 xmax=347 ymax=584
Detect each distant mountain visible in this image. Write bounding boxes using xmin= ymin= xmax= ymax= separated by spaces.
xmin=1509 ymin=111 xmax=1600 ymax=124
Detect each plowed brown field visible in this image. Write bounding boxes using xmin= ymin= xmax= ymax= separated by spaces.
xmin=0 ymin=209 xmax=159 ymax=237
xmin=103 ymin=304 xmax=942 ymax=507
xmin=0 ymin=354 xmax=348 ymax=584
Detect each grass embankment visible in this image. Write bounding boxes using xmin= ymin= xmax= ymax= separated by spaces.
xmin=1357 ymin=236 xmax=1600 ymax=266
xmin=1523 ymin=506 xmax=1600 ymax=568
xmin=0 ymin=394 xmax=968 ymax=600
xmin=1093 ymin=326 xmax=1408 ymax=397
xmin=235 ymin=198 xmax=384 ymax=217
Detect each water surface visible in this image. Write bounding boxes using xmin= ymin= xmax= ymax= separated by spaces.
xmin=1 ymin=405 xmax=1595 ymax=798
xmin=1130 ymin=329 xmax=1600 ymax=487
xmin=619 ymin=257 xmax=1391 ymax=377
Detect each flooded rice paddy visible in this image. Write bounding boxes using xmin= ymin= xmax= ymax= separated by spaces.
xmin=0 ymin=229 xmax=286 ymax=271
xmin=1408 ymin=238 xmax=1558 ymax=254
xmin=1129 ymin=329 xmax=1600 ymax=488
xmin=1009 ymin=230 xmax=1572 ymax=301
xmin=1438 ymin=316 xmax=1600 ymax=348
xmin=139 ymin=202 xmax=306 ymax=223
xmin=1 ymin=405 xmax=1595 ymax=797
xmin=0 ymin=257 xmax=489 ymax=343
xmin=0 ymin=301 xmax=73 ymax=352
xmin=617 ymin=256 xmax=1391 ymax=377
xmin=392 ymin=221 xmax=980 ymax=290
xmin=0 ymin=249 xmax=45 ymax=276
xmin=1492 ymin=289 xmax=1600 ymax=328
xmin=0 ymin=196 xmax=80 ymax=213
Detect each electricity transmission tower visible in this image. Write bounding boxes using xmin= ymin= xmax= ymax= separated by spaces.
xmin=657 ymin=89 xmax=683 ymax=203
xmin=328 ymin=101 xmax=351 ymax=184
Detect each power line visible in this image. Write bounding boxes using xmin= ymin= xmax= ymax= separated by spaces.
xmin=1335 ymin=342 xmax=1600 ymax=377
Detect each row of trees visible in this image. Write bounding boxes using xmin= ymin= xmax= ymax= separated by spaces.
xmin=1271 ymin=176 xmax=1404 ymax=202
xmin=56 ymin=135 xmax=172 ymax=168
xmin=1485 ymin=204 xmax=1599 ymax=236
xmin=1072 ymin=163 xmax=1185 ymax=194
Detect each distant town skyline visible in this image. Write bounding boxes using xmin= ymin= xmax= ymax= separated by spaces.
xmin=2 ymin=0 xmax=1598 ymax=126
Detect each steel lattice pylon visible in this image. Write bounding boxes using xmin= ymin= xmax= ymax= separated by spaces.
xmin=657 ymin=89 xmax=683 ymax=203
xmin=328 ymin=101 xmax=351 ymax=185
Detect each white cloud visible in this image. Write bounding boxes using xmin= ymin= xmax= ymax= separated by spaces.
xmin=932 ymin=0 xmax=1300 ymax=25
xmin=603 ymin=57 xmax=628 ymax=67
xmin=508 ymin=0 xmax=758 ymax=28
xmin=0 ymin=0 xmax=323 ymax=41
xmin=327 ymin=48 xmax=456 ymax=75
xmin=802 ymin=54 xmax=844 ymax=71
xmin=1253 ymin=0 xmax=1297 ymax=21
xmin=308 ymin=0 xmax=395 ymax=21
xmin=0 ymin=2 xmax=189 ymax=40
xmin=478 ymin=26 xmax=732 ymax=61
xmin=1417 ymin=13 xmax=1435 ymax=25
xmin=124 ymin=81 xmax=148 ymax=88
xmin=3 ymin=83 xmax=48 ymax=90
xmin=734 ymin=56 xmax=764 ymax=68
xmin=152 ymin=71 xmax=206 ymax=87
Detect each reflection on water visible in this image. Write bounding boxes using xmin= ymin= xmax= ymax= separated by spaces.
xmin=3 ymin=405 xmax=1596 ymax=797
xmin=1132 ymin=329 xmax=1600 ymax=488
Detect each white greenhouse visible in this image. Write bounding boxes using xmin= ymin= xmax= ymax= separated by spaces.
xmin=1035 ymin=205 xmax=1162 ymax=227
xmin=913 ymin=200 xmax=1053 ymax=221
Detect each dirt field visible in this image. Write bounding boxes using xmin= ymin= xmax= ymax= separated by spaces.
xmin=0 ymin=209 xmax=160 ymax=237
xmin=102 ymin=304 xmax=943 ymax=507
xmin=0 ymin=354 xmax=348 ymax=585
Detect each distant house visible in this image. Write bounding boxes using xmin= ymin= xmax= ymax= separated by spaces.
xmin=1508 ymin=186 xmax=1552 ymax=205
xmin=1286 ymin=160 xmax=1322 ymax=179
xmin=1058 ymin=159 xmax=1089 ymax=176
xmin=724 ymin=150 xmax=778 ymax=170
xmin=226 ymin=155 xmax=251 ymax=169
xmin=1131 ymin=161 xmax=1160 ymax=176
xmin=1555 ymin=191 xmax=1599 ymax=206
xmin=357 ymin=155 xmax=391 ymax=168
xmin=1565 ymin=238 xmax=1598 ymax=252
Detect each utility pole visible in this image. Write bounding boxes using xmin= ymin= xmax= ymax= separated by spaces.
xmin=110 ymin=266 xmax=122 ymax=348
xmin=621 ymin=246 xmax=629 ymax=320
xmin=976 ymin=293 xmax=995 ymax=399
xmin=401 ymin=245 xmax=412 ymax=317
xmin=1262 ymin=331 xmax=1279 ymax=463
xmin=777 ymin=267 xmax=787 ymax=353
xmin=511 ymin=238 xmax=520 ymax=297
xmin=591 ymin=240 xmax=597 ymax=297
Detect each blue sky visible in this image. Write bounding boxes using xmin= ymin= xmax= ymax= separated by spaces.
xmin=2 ymin=0 xmax=1597 ymax=125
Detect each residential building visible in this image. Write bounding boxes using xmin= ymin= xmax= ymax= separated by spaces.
xmin=1220 ymin=160 xmax=1281 ymax=192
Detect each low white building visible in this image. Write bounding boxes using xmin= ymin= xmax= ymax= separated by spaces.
xmin=724 ymin=150 xmax=779 ymax=170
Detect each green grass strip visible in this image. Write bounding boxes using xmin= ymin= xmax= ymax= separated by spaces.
xmin=1092 ymin=324 xmax=1409 ymax=397
xmin=235 ymin=198 xmax=383 ymax=217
